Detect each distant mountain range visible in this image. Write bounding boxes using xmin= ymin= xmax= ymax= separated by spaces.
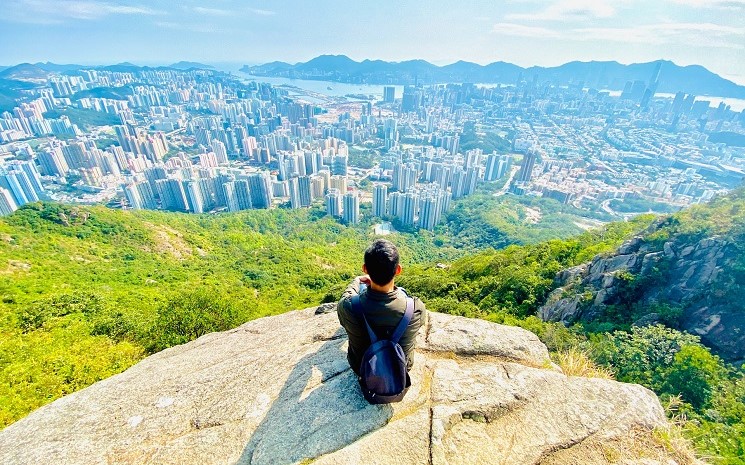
xmin=0 ymin=57 xmax=743 ymax=101
xmin=0 ymin=61 xmax=218 ymax=81
xmin=241 ymin=55 xmax=745 ymax=99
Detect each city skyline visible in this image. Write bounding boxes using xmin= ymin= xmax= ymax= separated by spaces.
xmin=1 ymin=0 xmax=744 ymax=84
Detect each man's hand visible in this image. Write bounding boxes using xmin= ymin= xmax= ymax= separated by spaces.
xmin=358 ymin=275 xmax=371 ymax=285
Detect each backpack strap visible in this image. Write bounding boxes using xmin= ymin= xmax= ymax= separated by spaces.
xmin=390 ymin=296 xmax=414 ymax=344
xmin=350 ymin=292 xmax=415 ymax=345
xmin=350 ymin=295 xmax=378 ymax=343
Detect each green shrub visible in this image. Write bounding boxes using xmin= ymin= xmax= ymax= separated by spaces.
xmin=146 ymin=290 xmax=249 ymax=353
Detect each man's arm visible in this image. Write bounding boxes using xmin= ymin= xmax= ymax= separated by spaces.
xmin=337 ymin=276 xmax=372 ymax=374
xmin=337 ymin=275 xmax=371 ymax=324
xmin=337 ymin=275 xmax=371 ymax=310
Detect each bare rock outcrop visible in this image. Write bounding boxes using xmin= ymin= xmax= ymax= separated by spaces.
xmin=540 ymin=228 xmax=743 ymax=362
xmin=0 ymin=308 xmax=675 ymax=465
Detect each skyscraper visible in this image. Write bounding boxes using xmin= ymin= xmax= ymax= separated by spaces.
xmin=342 ymin=191 xmax=360 ymax=224
xmin=419 ymin=195 xmax=441 ymax=231
xmin=222 ymin=181 xmax=239 ymax=212
xmin=298 ymin=175 xmax=312 ymax=207
xmin=399 ymin=192 xmax=418 ymax=226
xmin=330 ymin=175 xmax=347 ymax=193
xmin=311 ymin=175 xmax=325 ymax=199
xmin=0 ymin=187 xmax=18 ymax=216
xmin=402 ymin=86 xmax=419 ymax=112
xmin=450 ymin=168 xmax=467 ymax=199
xmin=247 ymin=172 xmax=272 ymax=209
xmin=304 ymin=151 xmax=318 ymax=175
xmin=484 ymin=153 xmax=506 ymax=182
xmin=211 ymin=139 xmax=228 ymax=164
xmin=332 ymin=154 xmax=348 ymax=175
xmin=184 ymin=180 xmax=205 ymax=214
xmin=325 ymin=188 xmax=342 ymax=217
xmin=37 ymin=148 xmax=69 ymax=177
xmin=124 ymin=181 xmax=156 ymax=210
xmin=383 ymin=86 xmax=396 ymax=103
xmin=156 ymin=178 xmax=189 ymax=212
xmin=372 ymin=184 xmax=388 ymax=218
xmin=517 ymin=151 xmax=537 ymax=183
xmin=288 ymin=177 xmax=301 ymax=209
xmin=464 ymin=167 xmax=481 ymax=196
xmin=234 ymin=180 xmax=252 ymax=210
xmin=0 ymin=171 xmax=37 ymax=206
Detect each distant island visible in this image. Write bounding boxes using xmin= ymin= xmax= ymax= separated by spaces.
xmin=241 ymin=55 xmax=745 ymax=98
xmin=168 ymin=61 xmax=215 ymax=70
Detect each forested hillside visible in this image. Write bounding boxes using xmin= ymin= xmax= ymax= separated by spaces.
xmin=0 ymin=190 xmax=743 ymax=463
xmin=399 ymin=188 xmax=745 ymax=464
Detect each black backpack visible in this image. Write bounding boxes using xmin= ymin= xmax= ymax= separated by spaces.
xmin=350 ymin=291 xmax=414 ymax=404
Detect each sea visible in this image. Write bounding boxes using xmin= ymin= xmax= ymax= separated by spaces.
xmin=212 ymin=63 xmax=745 ymax=111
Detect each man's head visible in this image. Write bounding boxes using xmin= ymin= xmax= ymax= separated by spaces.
xmin=363 ymin=239 xmax=401 ymax=286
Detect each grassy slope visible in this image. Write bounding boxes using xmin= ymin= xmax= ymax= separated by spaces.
xmin=0 ymin=202 xmax=461 ymax=426
xmin=1 ymin=191 xmax=742 ymax=462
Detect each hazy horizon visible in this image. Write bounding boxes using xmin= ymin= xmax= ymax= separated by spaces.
xmin=1 ymin=0 xmax=743 ymax=84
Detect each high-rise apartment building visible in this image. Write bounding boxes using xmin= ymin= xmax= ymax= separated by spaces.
xmin=184 ymin=180 xmax=205 ymax=214
xmin=124 ymin=181 xmax=156 ymax=210
xmin=342 ymin=191 xmax=360 ymax=224
xmin=156 ymin=178 xmax=189 ymax=212
xmin=0 ymin=187 xmax=18 ymax=216
xmin=372 ymin=184 xmax=388 ymax=218
xmin=330 ymin=175 xmax=347 ymax=193
xmin=325 ymin=188 xmax=342 ymax=217
xmin=247 ymin=172 xmax=272 ymax=209
xmin=383 ymin=86 xmax=396 ymax=103
xmin=399 ymin=192 xmax=418 ymax=226
xmin=517 ymin=151 xmax=537 ymax=183
xmin=37 ymin=148 xmax=70 ymax=177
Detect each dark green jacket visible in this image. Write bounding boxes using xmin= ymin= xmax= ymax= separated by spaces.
xmin=337 ymin=277 xmax=427 ymax=375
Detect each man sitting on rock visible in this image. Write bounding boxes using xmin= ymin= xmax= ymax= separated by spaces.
xmin=337 ymin=239 xmax=427 ymax=401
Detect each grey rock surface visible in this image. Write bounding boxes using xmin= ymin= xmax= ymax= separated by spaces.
xmin=0 ymin=308 xmax=673 ymax=465
xmin=540 ymin=232 xmax=743 ymax=362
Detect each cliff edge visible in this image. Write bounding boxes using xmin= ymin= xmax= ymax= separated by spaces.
xmin=0 ymin=307 xmax=677 ymax=465
xmin=540 ymin=218 xmax=744 ymax=363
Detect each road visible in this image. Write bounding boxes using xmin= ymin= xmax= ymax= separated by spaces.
xmin=494 ymin=166 xmax=521 ymax=197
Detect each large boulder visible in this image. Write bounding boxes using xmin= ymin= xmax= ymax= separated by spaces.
xmin=0 ymin=308 xmax=675 ymax=465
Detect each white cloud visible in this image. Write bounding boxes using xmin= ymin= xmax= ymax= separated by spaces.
xmin=187 ymin=5 xmax=276 ymax=17
xmin=154 ymin=21 xmax=218 ymax=34
xmin=2 ymin=0 xmax=163 ymax=22
xmin=668 ymin=0 xmax=745 ymax=9
xmin=250 ymin=8 xmax=276 ymax=16
xmin=492 ymin=21 xmax=745 ymax=49
xmin=190 ymin=6 xmax=232 ymax=16
xmin=577 ymin=22 xmax=745 ymax=47
xmin=505 ymin=0 xmax=617 ymax=21
xmin=492 ymin=23 xmax=563 ymax=38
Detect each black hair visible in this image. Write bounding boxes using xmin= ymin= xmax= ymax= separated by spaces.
xmin=364 ymin=239 xmax=400 ymax=285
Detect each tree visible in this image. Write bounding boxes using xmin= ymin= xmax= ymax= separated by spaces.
xmin=664 ymin=345 xmax=725 ymax=409
xmin=147 ymin=290 xmax=248 ymax=353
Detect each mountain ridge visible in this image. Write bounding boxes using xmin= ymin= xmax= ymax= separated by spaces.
xmin=241 ymin=55 xmax=745 ymax=98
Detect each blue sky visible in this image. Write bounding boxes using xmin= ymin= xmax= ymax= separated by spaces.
xmin=1 ymin=0 xmax=744 ymax=83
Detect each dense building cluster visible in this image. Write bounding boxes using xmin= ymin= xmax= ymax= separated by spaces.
xmin=0 ymin=64 xmax=743 ymax=229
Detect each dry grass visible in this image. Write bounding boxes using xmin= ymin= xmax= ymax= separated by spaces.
xmin=652 ymin=395 xmax=710 ymax=465
xmin=554 ymin=348 xmax=614 ymax=379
